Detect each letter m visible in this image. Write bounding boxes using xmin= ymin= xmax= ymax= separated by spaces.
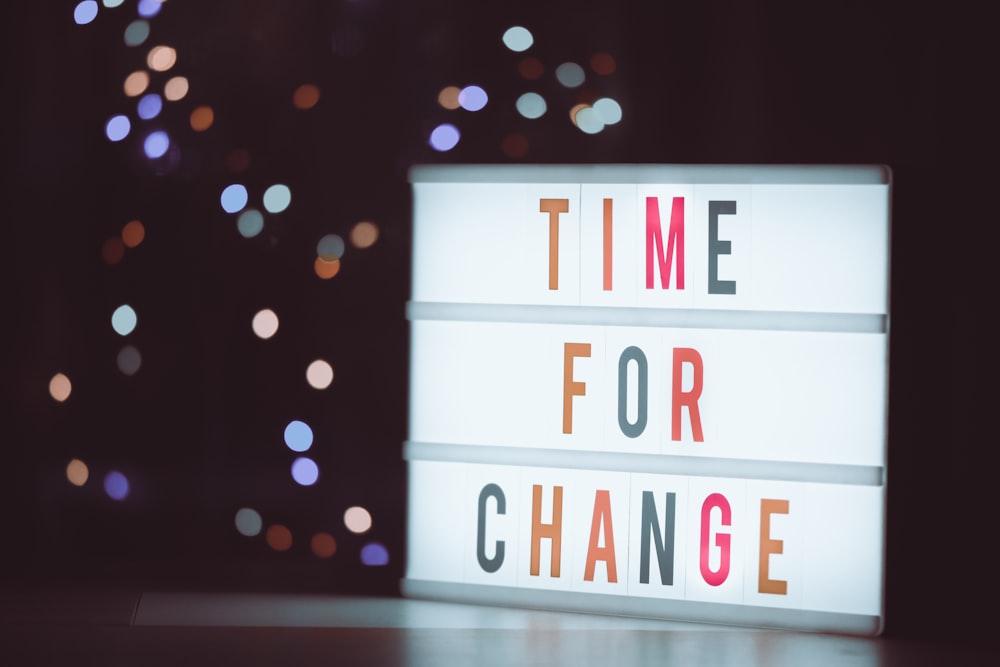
xmin=646 ymin=196 xmax=685 ymax=290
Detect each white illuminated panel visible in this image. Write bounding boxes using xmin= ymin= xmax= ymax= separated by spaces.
xmin=405 ymin=165 xmax=890 ymax=635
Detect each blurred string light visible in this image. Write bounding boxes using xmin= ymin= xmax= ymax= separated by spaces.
xmin=137 ymin=0 xmax=164 ymax=19
xmin=104 ymin=471 xmax=129 ymax=501
xmin=283 ymin=420 xmax=313 ymax=452
xmin=593 ymin=97 xmax=623 ymax=124
xmin=66 ymin=459 xmax=89 ymax=486
xmin=306 ymin=359 xmax=334 ymax=390
xmin=590 ymin=52 xmax=617 ymax=75
xmin=316 ymin=234 xmax=345 ymax=261
xmin=143 ymin=131 xmax=169 ymax=158
xmin=137 ymin=93 xmax=163 ymax=120
xmin=516 ymin=92 xmax=546 ymax=119
xmin=437 ymin=86 xmax=460 ymax=110
xmin=74 ymin=1 xmax=99 ymax=25
xmin=189 ymin=105 xmax=214 ymax=131
xmin=103 ymin=0 xmax=125 ymax=8
xmin=102 ymin=237 xmax=126 ymax=265
xmin=266 ymin=524 xmax=292 ymax=551
xmin=518 ymin=57 xmax=544 ymax=80
xmin=429 ymin=123 xmax=459 ymax=151
xmin=121 ymin=220 xmax=145 ymax=248
xmin=117 ymin=345 xmax=142 ymax=376
xmin=344 ymin=506 xmax=372 ymax=534
xmin=574 ymin=106 xmax=604 ymax=134
xmin=314 ymin=257 xmax=340 ymax=279
xmin=164 ymin=76 xmax=189 ymax=101
xmin=349 ymin=221 xmax=378 ymax=249
xmin=502 ymin=26 xmax=533 ymax=52
xmin=311 ymin=532 xmax=337 ymax=558
xmin=237 ymin=208 xmax=264 ymax=238
xmin=147 ymin=45 xmax=177 ymax=72
xmin=458 ymin=85 xmax=488 ymax=112
xmin=251 ymin=308 xmax=279 ymax=339
xmin=292 ymin=84 xmax=320 ymax=110
xmin=262 ymin=184 xmax=291 ymax=214
xmin=111 ymin=304 xmax=137 ymax=336
xmin=291 ymin=457 xmax=319 ymax=486
xmin=123 ymin=70 xmax=149 ymax=97
xmin=49 ymin=373 xmax=72 ymax=402
xmin=361 ymin=542 xmax=389 ymax=566
xmin=220 ymin=184 xmax=248 ymax=214
xmin=105 ymin=115 xmax=131 ymax=142
xmin=555 ymin=62 xmax=585 ymax=88
xmin=234 ymin=508 xmax=263 ymax=537
xmin=124 ymin=20 xmax=150 ymax=47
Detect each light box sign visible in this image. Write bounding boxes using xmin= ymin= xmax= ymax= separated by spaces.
xmin=403 ymin=165 xmax=890 ymax=635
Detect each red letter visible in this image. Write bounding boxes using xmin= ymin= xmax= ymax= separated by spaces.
xmin=563 ymin=342 xmax=591 ymax=434
xmin=603 ymin=198 xmax=613 ymax=291
xmin=645 ymin=196 xmax=685 ymax=290
xmin=759 ymin=499 xmax=789 ymax=595
xmin=530 ymin=485 xmax=563 ymax=577
xmin=540 ymin=198 xmax=569 ymax=290
xmin=584 ymin=490 xmax=618 ymax=582
xmin=700 ymin=493 xmax=731 ymax=586
xmin=672 ymin=347 xmax=704 ymax=442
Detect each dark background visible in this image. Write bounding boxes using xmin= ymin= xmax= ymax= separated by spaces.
xmin=3 ymin=0 xmax=995 ymax=649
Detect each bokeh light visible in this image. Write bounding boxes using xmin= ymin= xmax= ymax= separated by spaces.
xmin=220 ymin=184 xmax=248 ymax=214
xmin=291 ymin=457 xmax=319 ymax=486
xmin=555 ymin=62 xmax=586 ymax=88
xmin=164 ymin=76 xmax=189 ymax=101
xmin=515 ymin=93 xmax=546 ymax=119
xmin=237 ymin=209 xmax=264 ymax=238
xmin=501 ymin=133 xmax=529 ymax=159
xmin=429 ymin=124 xmax=460 ymax=151
xmin=593 ymin=97 xmax=623 ymax=125
xmin=349 ymin=221 xmax=378 ymax=249
xmin=314 ymin=257 xmax=341 ymax=279
xmin=103 ymin=0 xmax=125 ymax=7
xmin=66 ymin=459 xmax=89 ymax=486
xmin=437 ymin=86 xmax=460 ymax=110
xmin=74 ymin=1 xmax=99 ymax=25
xmin=251 ymin=309 xmax=279 ymax=339
xmin=49 ymin=373 xmax=72 ymax=402
xmin=105 ymin=115 xmax=131 ymax=142
xmin=123 ymin=20 xmax=150 ymax=47
xmin=569 ymin=103 xmax=588 ymax=125
xmin=311 ymin=532 xmax=337 ymax=558
xmin=306 ymin=359 xmax=334 ymax=390
xmin=518 ymin=57 xmax=544 ymax=80
xmin=283 ymin=420 xmax=313 ymax=452
xmin=235 ymin=508 xmax=263 ymax=537
xmin=143 ymin=131 xmax=169 ymax=158
xmin=361 ymin=542 xmax=389 ymax=566
xmin=137 ymin=0 xmax=163 ymax=19
xmin=292 ymin=84 xmax=320 ymax=110
xmin=137 ymin=93 xmax=163 ymax=120
xmin=502 ymin=26 xmax=533 ymax=52
xmin=147 ymin=45 xmax=177 ymax=72
xmin=590 ymin=52 xmax=617 ymax=75
xmin=104 ymin=471 xmax=130 ymax=501
xmin=117 ymin=345 xmax=141 ymax=376
xmin=189 ymin=106 xmax=214 ymax=131
xmin=575 ymin=106 xmax=605 ymax=134
xmin=266 ymin=524 xmax=292 ymax=551
xmin=102 ymin=237 xmax=126 ymax=265
xmin=123 ymin=70 xmax=149 ymax=97
xmin=458 ymin=85 xmax=488 ymax=112
xmin=111 ymin=304 xmax=137 ymax=336
xmin=262 ymin=184 xmax=291 ymax=213
xmin=344 ymin=506 xmax=372 ymax=534
xmin=121 ymin=220 xmax=145 ymax=248
xmin=316 ymin=234 xmax=345 ymax=261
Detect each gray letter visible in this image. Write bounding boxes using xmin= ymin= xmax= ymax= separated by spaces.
xmin=618 ymin=346 xmax=648 ymax=438
xmin=639 ymin=491 xmax=676 ymax=585
xmin=708 ymin=200 xmax=737 ymax=295
xmin=477 ymin=483 xmax=506 ymax=573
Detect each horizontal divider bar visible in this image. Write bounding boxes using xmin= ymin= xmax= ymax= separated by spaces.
xmin=404 ymin=441 xmax=884 ymax=487
xmin=401 ymin=579 xmax=882 ymax=635
xmin=407 ymin=302 xmax=887 ymax=334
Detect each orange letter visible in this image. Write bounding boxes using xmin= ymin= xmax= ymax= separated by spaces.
xmin=603 ymin=198 xmax=613 ymax=291
xmin=530 ymin=484 xmax=563 ymax=577
xmin=645 ymin=196 xmax=685 ymax=290
xmin=759 ymin=499 xmax=789 ymax=595
xmin=584 ymin=490 xmax=618 ymax=582
xmin=671 ymin=347 xmax=704 ymax=442
xmin=540 ymin=198 xmax=569 ymax=290
xmin=563 ymin=342 xmax=591 ymax=434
